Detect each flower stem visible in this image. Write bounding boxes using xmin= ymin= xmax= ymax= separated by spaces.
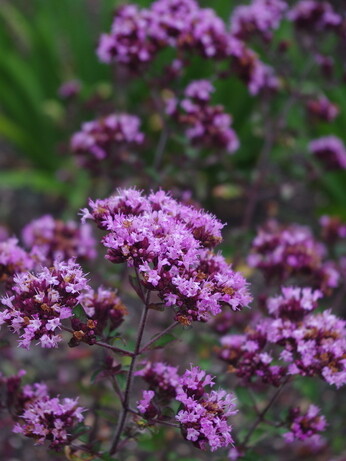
xmin=109 ymin=293 xmax=150 ymax=455
xmin=240 ymin=378 xmax=289 ymax=449
xmin=139 ymin=321 xmax=179 ymax=353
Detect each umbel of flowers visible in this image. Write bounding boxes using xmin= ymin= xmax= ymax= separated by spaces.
xmin=136 ymin=363 xmax=238 ymax=451
xmin=82 ymin=188 xmax=251 ymax=324
xmin=217 ymin=286 xmax=346 ymax=389
xmin=0 ymin=259 xmax=89 ymax=348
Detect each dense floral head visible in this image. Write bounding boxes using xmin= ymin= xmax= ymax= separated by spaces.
xmin=135 ymin=361 xmax=180 ymax=401
xmin=306 ymin=96 xmax=339 ymax=122
xmin=167 ymin=80 xmax=239 ymax=154
xmin=137 ymin=363 xmax=237 ymax=452
xmin=22 ymin=215 xmax=96 ymax=264
xmin=283 ymin=405 xmax=327 ymax=445
xmin=83 ymin=188 xmax=251 ymax=323
xmin=309 ymin=136 xmax=346 ymax=170
xmin=97 ymin=0 xmax=234 ymax=70
xmin=13 ymin=392 xmax=84 ymax=449
xmin=0 ymin=259 xmax=89 ymax=349
xmin=71 ymin=113 xmax=144 ymax=167
xmin=176 ymin=366 xmax=237 ymax=452
xmin=287 ymin=1 xmax=342 ymax=32
xmin=266 ymin=286 xmax=322 ymax=321
xmin=0 ymin=238 xmax=33 ymax=286
xmin=320 ymin=215 xmax=346 ymax=243
xmin=281 ymin=310 xmax=346 ymax=388
xmin=248 ymin=220 xmax=339 ymax=293
xmin=229 ymin=38 xmax=280 ymax=95
xmin=219 ymin=298 xmax=346 ymax=389
xmin=230 ymin=0 xmax=287 ymax=41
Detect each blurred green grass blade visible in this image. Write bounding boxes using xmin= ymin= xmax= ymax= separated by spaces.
xmin=0 ymin=169 xmax=67 ymax=196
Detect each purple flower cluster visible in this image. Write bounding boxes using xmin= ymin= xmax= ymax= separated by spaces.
xmin=283 ymin=405 xmax=326 ymax=445
xmin=267 ymin=286 xmax=322 ymax=321
xmin=230 ymin=0 xmax=287 ymax=41
xmin=58 ymin=79 xmax=81 ymax=100
xmin=309 ymin=136 xmax=346 ymax=170
xmin=97 ymin=0 xmax=233 ymax=68
xmin=135 ymin=361 xmax=180 ymax=401
xmin=69 ymin=287 xmax=127 ymax=346
xmin=0 ymin=238 xmax=33 ymax=286
xmin=306 ymin=96 xmax=339 ymax=122
xmin=136 ymin=362 xmax=237 ymax=452
xmin=13 ymin=387 xmax=84 ymax=449
xmin=82 ymin=189 xmax=251 ymax=323
xmin=97 ymin=0 xmax=278 ymax=96
xmin=1 ymin=371 xmax=84 ymax=449
xmin=166 ymin=80 xmax=239 ymax=154
xmin=320 ymin=215 xmax=346 ymax=243
xmin=229 ymin=38 xmax=280 ymax=95
xmin=71 ymin=113 xmax=144 ymax=167
xmin=22 ymin=215 xmax=96 ymax=265
xmin=218 ymin=286 xmax=346 ymax=388
xmin=137 ymin=390 xmax=157 ymax=419
xmin=176 ymin=366 xmax=237 ymax=451
xmin=0 ymin=260 xmax=88 ymax=349
xmin=248 ymin=220 xmax=339 ymax=293
xmin=288 ymin=1 xmax=342 ymax=32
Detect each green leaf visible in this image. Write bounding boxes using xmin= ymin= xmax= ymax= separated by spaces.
xmin=147 ymin=333 xmax=176 ymax=350
xmin=0 ymin=169 xmax=67 ymax=196
xmin=73 ymin=305 xmax=87 ymax=322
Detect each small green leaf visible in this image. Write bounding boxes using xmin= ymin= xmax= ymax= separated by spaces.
xmin=148 ymin=333 xmax=176 ymax=350
xmin=73 ymin=305 xmax=87 ymax=322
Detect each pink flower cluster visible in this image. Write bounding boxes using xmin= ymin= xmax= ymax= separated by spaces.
xmin=309 ymin=136 xmax=346 ymax=170
xmin=0 ymin=260 xmax=89 ymax=349
xmin=306 ymin=96 xmax=339 ymax=122
xmin=136 ymin=390 xmax=157 ymax=419
xmin=135 ymin=361 xmax=180 ymax=401
xmin=229 ymin=37 xmax=280 ymax=95
xmin=22 ymin=215 xmax=96 ymax=264
xmin=248 ymin=220 xmax=339 ymax=293
xmin=166 ymin=80 xmax=239 ymax=154
xmin=230 ymin=0 xmax=287 ymax=41
xmin=176 ymin=366 xmax=237 ymax=452
xmin=288 ymin=1 xmax=342 ymax=32
xmin=58 ymin=79 xmax=81 ymax=100
xmin=283 ymin=405 xmax=326 ymax=445
xmin=218 ymin=286 xmax=346 ymax=388
xmin=69 ymin=287 xmax=127 ymax=346
xmin=71 ymin=113 xmax=144 ymax=167
xmin=136 ymin=363 xmax=237 ymax=452
xmin=0 ymin=237 xmax=33 ymax=286
xmin=82 ymin=189 xmax=251 ymax=323
xmin=97 ymin=0 xmax=279 ymax=96
xmin=1 ymin=370 xmax=84 ymax=449
xmin=320 ymin=215 xmax=346 ymax=243
xmin=97 ymin=0 xmax=233 ymax=67
xmin=13 ymin=385 xmax=84 ymax=449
